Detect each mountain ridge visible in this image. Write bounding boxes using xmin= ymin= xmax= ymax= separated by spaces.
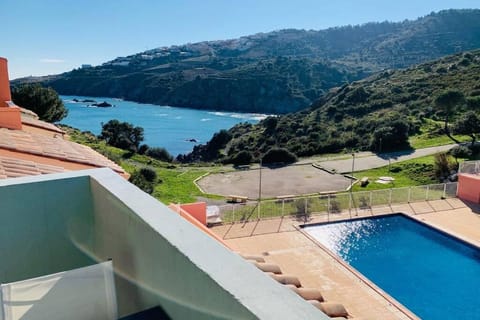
xmin=180 ymin=48 xmax=480 ymax=162
xmin=16 ymin=9 xmax=480 ymax=114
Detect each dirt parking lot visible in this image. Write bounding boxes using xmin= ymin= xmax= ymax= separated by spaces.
xmin=197 ymin=164 xmax=352 ymax=199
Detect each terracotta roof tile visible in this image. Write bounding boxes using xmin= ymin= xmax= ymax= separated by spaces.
xmin=36 ymin=163 xmax=67 ymax=174
xmin=21 ymin=116 xmax=65 ymax=134
xmin=19 ymin=107 xmax=39 ymax=120
xmin=19 ymin=107 xmax=64 ymax=133
xmin=0 ymin=128 xmax=125 ymax=174
xmin=0 ymin=156 xmax=65 ymax=179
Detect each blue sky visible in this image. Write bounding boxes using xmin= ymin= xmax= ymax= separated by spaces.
xmin=1 ymin=0 xmax=478 ymax=79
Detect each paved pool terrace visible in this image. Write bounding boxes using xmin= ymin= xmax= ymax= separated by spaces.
xmin=211 ymin=198 xmax=480 ymax=319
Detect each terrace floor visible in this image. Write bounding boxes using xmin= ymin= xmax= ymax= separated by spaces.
xmin=211 ymin=198 xmax=479 ymax=320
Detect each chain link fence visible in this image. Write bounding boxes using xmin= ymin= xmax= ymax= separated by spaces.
xmin=218 ymin=182 xmax=458 ymax=223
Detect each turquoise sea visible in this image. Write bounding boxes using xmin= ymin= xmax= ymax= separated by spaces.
xmin=60 ymin=96 xmax=267 ymax=156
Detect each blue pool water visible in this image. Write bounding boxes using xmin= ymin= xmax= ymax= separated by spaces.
xmin=303 ymin=214 xmax=480 ymax=320
xmin=59 ymin=95 xmax=267 ymax=156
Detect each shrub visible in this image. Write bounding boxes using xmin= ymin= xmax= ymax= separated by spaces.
xmin=146 ymin=147 xmax=173 ymax=162
xmin=434 ymin=153 xmax=456 ymax=180
xmin=295 ymin=199 xmax=306 ymax=214
xmin=138 ymin=144 xmax=149 ymax=155
xmin=139 ymin=167 xmax=157 ymax=182
xmin=231 ymin=150 xmax=253 ymax=166
xmin=262 ymin=148 xmax=297 ymax=165
xmin=129 ymin=167 xmax=159 ymax=194
xmin=329 ymin=199 xmax=341 ymax=213
xmin=358 ymin=196 xmax=370 ymax=209
xmin=389 ymin=166 xmax=402 ymax=173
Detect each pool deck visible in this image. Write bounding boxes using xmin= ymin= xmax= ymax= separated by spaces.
xmin=211 ymin=198 xmax=479 ymax=319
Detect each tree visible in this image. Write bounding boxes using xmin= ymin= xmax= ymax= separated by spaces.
xmin=453 ymin=111 xmax=480 ymax=146
xmin=204 ymin=129 xmax=232 ymax=160
xmin=370 ymin=119 xmax=410 ymax=152
xmin=434 ymin=90 xmax=465 ymax=143
xmin=449 ymin=145 xmax=471 ymax=164
xmin=99 ymin=120 xmax=144 ymax=152
xmin=11 ymin=84 xmax=67 ymax=122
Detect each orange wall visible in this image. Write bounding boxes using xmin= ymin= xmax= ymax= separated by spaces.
xmin=457 ymin=173 xmax=480 ymax=203
xmin=168 ymin=203 xmax=231 ymax=249
xmin=0 ymin=57 xmax=12 ymax=103
xmin=179 ymin=202 xmax=207 ymax=225
xmin=0 ymin=107 xmax=22 ymax=129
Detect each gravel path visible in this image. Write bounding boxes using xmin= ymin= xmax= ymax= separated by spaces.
xmin=319 ymin=144 xmax=456 ymax=173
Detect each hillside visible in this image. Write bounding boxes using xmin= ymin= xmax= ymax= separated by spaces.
xmin=17 ymin=9 xmax=480 ymax=114
xmin=180 ymin=49 xmax=480 ymax=162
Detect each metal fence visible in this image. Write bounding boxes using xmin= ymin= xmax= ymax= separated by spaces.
xmin=459 ymin=161 xmax=480 ymax=174
xmin=217 ymin=182 xmax=458 ymax=223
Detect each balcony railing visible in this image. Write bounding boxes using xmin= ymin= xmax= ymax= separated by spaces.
xmin=459 ymin=161 xmax=480 ymax=174
xmin=217 ymin=182 xmax=458 ymax=223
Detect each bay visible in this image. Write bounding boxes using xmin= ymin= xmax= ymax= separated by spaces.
xmin=60 ymin=95 xmax=267 ymax=156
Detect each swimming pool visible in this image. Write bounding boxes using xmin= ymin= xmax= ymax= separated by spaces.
xmin=303 ymin=214 xmax=480 ymax=320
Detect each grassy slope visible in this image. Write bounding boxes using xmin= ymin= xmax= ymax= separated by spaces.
xmin=408 ymin=119 xmax=471 ymax=149
xmin=351 ymin=156 xmax=436 ymax=191
xmin=63 ymin=126 xmax=220 ymax=204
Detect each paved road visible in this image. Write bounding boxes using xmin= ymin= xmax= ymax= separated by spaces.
xmin=319 ymin=144 xmax=456 ymax=173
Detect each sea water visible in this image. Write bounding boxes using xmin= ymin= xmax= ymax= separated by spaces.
xmin=60 ymin=95 xmax=267 ymax=156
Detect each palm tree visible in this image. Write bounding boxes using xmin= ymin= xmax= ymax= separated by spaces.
xmin=434 ymin=90 xmax=465 ymax=143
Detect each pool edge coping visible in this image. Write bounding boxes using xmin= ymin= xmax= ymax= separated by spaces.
xmin=406 ymin=213 xmax=480 ymax=251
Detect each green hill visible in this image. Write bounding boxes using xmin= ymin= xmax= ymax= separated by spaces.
xmin=17 ymin=9 xmax=480 ymax=114
xmin=180 ymin=49 xmax=480 ymax=162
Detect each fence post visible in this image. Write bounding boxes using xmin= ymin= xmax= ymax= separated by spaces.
xmin=369 ymin=191 xmax=373 ymax=209
xmin=305 ymin=198 xmax=308 ymax=222
xmin=443 ymin=183 xmax=447 ymax=199
xmin=407 ymin=187 xmax=411 ymax=203
xmin=327 ymin=195 xmax=331 ymax=222
xmin=425 ymin=185 xmax=430 ymax=201
xmin=389 ymin=189 xmax=392 ymax=206
xmin=349 ymin=193 xmax=352 ymax=219
xmin=232 ymin=204 xmax=235 ymax=223
xmin=282 ymin=200 xmax=285 ymax=218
